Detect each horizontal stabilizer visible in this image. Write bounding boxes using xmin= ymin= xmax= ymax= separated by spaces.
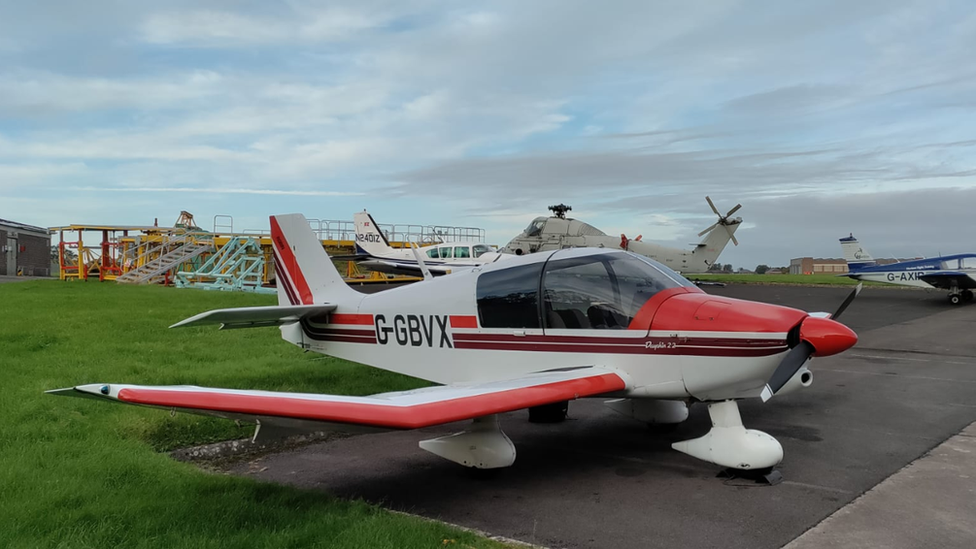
xmin=170 ymin=304 xmax=337 ymax=329
xmin=47 ymin=367 xmax=627 ymax=430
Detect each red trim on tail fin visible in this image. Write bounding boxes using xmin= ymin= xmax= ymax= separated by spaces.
xmin=270 ymin=216 xmax=313 ymax=305
xmin=272 ymin=253 xmax=299 ymax=305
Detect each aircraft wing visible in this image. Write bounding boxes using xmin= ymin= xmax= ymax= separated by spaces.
xmin=170 ymin=304 xmax=337 ymax=330
xmin=47 ymin=367 xmax=627 ymax=430
xmin=918 ymin=272 xmax=976 ymax=290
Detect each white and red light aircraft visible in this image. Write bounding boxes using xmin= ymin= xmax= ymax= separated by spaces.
xmin=51 ymin=214 xmax=859 ymax=474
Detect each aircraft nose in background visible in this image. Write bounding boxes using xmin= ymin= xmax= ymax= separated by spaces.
xmin=799 ymin=316 xmax=858 ymax=357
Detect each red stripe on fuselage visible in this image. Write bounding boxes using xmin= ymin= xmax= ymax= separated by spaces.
xmin=117 ymin=373 xmax=625 ymax=429
xmin=330 ymin=313 xmax=375 ymax=326
xmin=452 ymin=340 xmax=786 ymax=357
xmin=450 ymin=315 xmax=479 ymax=329
xmin=270 ymin=217 xmax=313 ymax=305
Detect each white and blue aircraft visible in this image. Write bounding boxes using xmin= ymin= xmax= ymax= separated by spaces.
xmin=840 ymin=234 xmax=976 ymax=305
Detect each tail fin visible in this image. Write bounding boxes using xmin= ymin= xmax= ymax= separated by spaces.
xmin=270 ymin=214 xmax=359 ymax=306
xmin=353 ymin=210 xmax=397 ymax=258
xmin=840 ymin=234 xmax=875 ymax=272
xmin=689 ymin=221 xmax=739 ymax=269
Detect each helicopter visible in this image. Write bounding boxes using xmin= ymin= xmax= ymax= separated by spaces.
xmin=502 ymin=197 xmax=743 ymax=273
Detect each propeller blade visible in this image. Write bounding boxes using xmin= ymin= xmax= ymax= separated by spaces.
xmin=705 ymin=196 xmax=720 ymax=216
xmin=725 ymin=203 xmax=742 ymax=217
xmin=730 ymin=233 xmax=739 ymax=246
xmin=697 ymin=222 xmax=719 ymax=237
xmin=761 ymin=341 xmax=815 ymax=402
xmin=832 ymin=283 xmax=863 ymax=320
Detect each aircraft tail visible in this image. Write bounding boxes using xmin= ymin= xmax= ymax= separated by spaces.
xmin=840 ymin=234 xmax=875 ymax=272
xmin=270 ymin=214 xmax=359 ymax=306
xmin=687 ymin=196 xmax=742 ymax=271
xmin=353 ymin=210 xmax=396 ymax=257
xmin=690 ymin=221 xmax=740 ymax=270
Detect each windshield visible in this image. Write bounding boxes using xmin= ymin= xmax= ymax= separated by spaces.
xmin=524 ymin=217 xmax=546 ymax=237
xmin=543 ymin=252 xmax=691 ymax=329
xmin=473 ymin=244 xmax=492 ymax=257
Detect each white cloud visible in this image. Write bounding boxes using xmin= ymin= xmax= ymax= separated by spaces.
xmin=67 ymin=186 xmax=363 ymax=197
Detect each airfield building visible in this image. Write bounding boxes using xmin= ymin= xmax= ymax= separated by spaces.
xmin=790 ymin=257 xmax=848 ymax=275
xmin=0 ymin=218 xmax=51 ymax=276
xmin=790 ymin=256 xmax=911 ymax=275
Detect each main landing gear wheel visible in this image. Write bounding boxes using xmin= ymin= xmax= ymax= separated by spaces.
xmin=528 ymin=400 xmax=569 ymax=423
xmin=963 ymin=290 xmax=974 ymax=302
xmin=949 ymin=293 xmax=963 ymax=305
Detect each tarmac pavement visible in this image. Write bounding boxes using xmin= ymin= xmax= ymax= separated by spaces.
xmin=224 ymin=285 xmax=976 ymax=548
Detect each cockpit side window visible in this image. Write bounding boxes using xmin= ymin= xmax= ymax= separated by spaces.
xmin=542 ymin=253 xmax=687 ymax=329
xmin=454 ymin=246 xmax=471 ymax=259
xmin=476 ymin=263 xmax=545 ymax=328
xmin=961 ymin=257 xmax=976 ymax=269
xmin=439 ymin=247 xmax=453 ymax=259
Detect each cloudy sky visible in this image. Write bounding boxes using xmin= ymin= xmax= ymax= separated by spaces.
xmin=2 ymin=0 xmax=975 ymax=268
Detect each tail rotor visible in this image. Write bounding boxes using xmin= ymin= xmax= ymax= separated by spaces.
xmin=698 ymin=196 xmax=743 ymax=246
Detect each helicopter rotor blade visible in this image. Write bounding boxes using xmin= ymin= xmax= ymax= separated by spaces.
xmin=705 ymin=196 xmax=721 ymax=216
xmin=698 ymin=221 xmax=719 ymax=237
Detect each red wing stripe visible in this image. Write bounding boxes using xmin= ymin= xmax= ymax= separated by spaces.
xmin=449 ymin=315 xmax=479 ymax=329
xmin=270 ymin=217 xmax=313 ymax=305
xmin=330 ymin=314 xmax=375 ymax=326
xmin=117 ymin=374 xmax=625 ymax=429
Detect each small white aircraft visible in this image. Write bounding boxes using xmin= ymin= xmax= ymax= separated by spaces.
xmin=51 ymin=214 xmax=859 ymax=477
xmin=353 ymin=210 xmax=512 ymax=276
xmin=503 ymin=198 xmax=743 ymax=273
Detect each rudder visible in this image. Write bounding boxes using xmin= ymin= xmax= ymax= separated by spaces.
xmin=839 ymin=234 xmax=875 ymax=272
xmin=270 ymin=214 xmax=359 ymax=306
xmin=353 ymin=210 xmax=396 ymax=257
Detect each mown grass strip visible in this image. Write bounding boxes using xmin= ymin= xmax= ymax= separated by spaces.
xmin=0 ymin=280 xmax=507 ymax=549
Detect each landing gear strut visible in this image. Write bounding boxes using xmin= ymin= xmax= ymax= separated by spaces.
xmin=948 ymin=287 xmax=971 ymax=305
xmin=672 ymin=400 xmax=783 ymax=471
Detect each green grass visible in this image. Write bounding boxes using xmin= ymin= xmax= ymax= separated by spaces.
xmin=0 ymin=281 xmax=506 ymax=549
xmin=690 ymin=273 xmax=883 ymax=286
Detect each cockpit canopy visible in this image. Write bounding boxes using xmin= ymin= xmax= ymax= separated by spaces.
xmin=476 ymin=250 xmax=693 ymax=330
xmin=521 ymin=216 xmax=607 ymax=238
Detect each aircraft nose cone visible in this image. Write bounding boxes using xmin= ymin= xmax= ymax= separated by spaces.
xmin=799 ymin=316 xmax=858 ymax=357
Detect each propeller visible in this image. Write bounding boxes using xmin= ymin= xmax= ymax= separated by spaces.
xmin=697 ymin=196 xmax=743 ymax=246
xmin=760 ymin=284 xmax=862 ymax=402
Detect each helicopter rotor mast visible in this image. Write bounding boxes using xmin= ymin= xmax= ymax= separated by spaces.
xmin=548 ymin=203 xmax=572 ymax=219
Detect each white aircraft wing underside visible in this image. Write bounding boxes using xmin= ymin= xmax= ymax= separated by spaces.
xmin=48 ymin=367 xmax=627 ymax=430
xmin=169 ymin=304 xmax=337 ymax=330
